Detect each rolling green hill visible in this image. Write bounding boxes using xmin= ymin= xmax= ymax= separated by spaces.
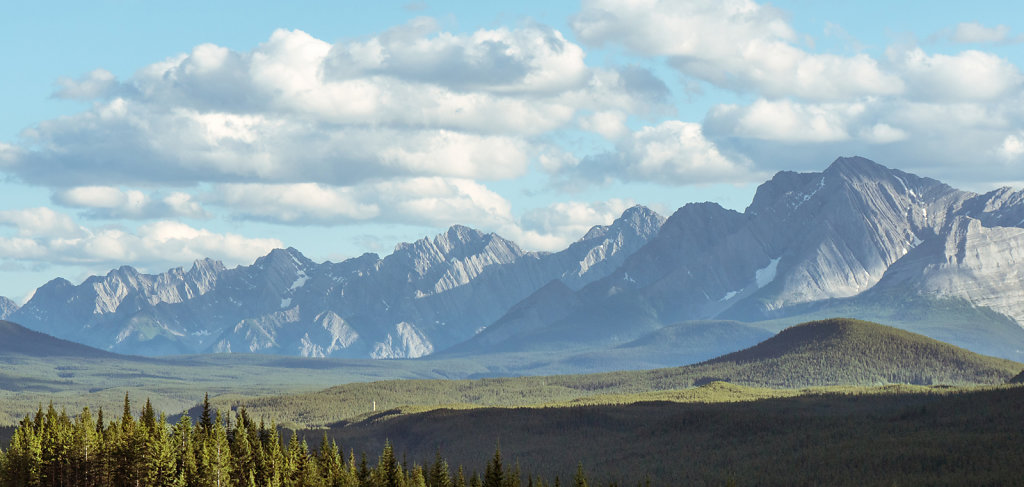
xmin=701 ymin=318 xmax=1021 ymax=387
xmin=219 ymin=318 xmax=1022 ymax=428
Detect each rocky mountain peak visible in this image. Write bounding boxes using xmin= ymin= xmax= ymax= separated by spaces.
xmin=580 ymin=205 xmax=665 ymax=242
xmin=255 ymin=247 xmax=314 ymax=271
xmin=434 ymin=224 xmax=491 ymax=255
xmin=823 ymin=155 xmax=890 ymax=180
xmin=0 ymin=296 xmax=18 ymax=320
xmin=190 ymin=258 xmax=226 ymax=274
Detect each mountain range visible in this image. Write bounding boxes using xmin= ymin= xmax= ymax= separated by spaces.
xmin=5 ymin=156 xmax=1024 ymax=361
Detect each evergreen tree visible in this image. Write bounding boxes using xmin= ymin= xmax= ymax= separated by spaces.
xmin=428 ymin=449 xmax=451 ymax=487
xmin=356 ymin=452 xmax=370 ymax=486
xmin=231 ymin=413 xmax=256 ymax=485
xmin=171 ymin=415 xmax=197 ymax=487
xmin=374 ymin=440 xmax=402 ymax=487
xmin=200 ymin=393 xmax=214 ymax=434
xmin=2 ymin=415 xmax=42 ymax=487
xmin=453 ymin=466 xmax=467 ymax=487
xmin=140 ymin=412 xmax=176 ymax=486
xmin=209 ymin=410 xmax=232 ymax=487
xmin=115 ymin=393 xmax=142 ymax=487
xmin=483 ymin=445 xmax=503 ymax=487
xmin=261 ymin=421 xmax=285 ymax=487
xmin=572 ymin=463 xmax=588 ymax=487
xmin=39 ymin=403 xmax=73 ymax=486
xmin=410 ymin=465 xmax=428 ymax=487
xmin=315 ymin=434 xmax=345 ymax=486
xmin=71 ymin=407 xmax=100 ymax=487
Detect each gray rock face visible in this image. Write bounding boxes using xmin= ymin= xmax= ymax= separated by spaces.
xmin=12 ymin=206 xmax=665 ymax=357
xmin=874 ymin=216 xmax=1024 ymax=324
xmin=13 ymin=157 xmax=1024 ymax=361
xmin=0 ymin=296 xmax=18 ymax=320
xmin=467 ymin=157 xmax=1024 ymax=359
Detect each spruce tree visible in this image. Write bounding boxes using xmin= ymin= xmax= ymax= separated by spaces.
xmin=572 ymin=463 xmax=588 ymax=487
xmin=71 ymin=407 xmax=100 ymax=487
xmin=483 ymin=445 xmax=503 ymax=487
xmin=375 ymin=440 xmax=402 ymax=487
xmin=2 ymin=415 xmax=42 ymax=487
xmin=428 ymin=449 xmax=452 ymax=487
xmin=171 ymin=415 xmax=197 ymax=487
xmin=200 ymin=393 xmax=213 ymax=434
xmin=453 ymin=466 xmax=467 ymax=487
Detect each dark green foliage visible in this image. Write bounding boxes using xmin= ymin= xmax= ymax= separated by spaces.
xmin=320 ymin=384 xmax=1024 ymax=485
xmin=1 ymin=396 xmax=619 ymax=486
xmin=1010 ymin=369 xmax=1024 ymax=384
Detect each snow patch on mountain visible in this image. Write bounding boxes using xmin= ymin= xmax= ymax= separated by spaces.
xmin=755 ymin=258 xmax=780 ymax=288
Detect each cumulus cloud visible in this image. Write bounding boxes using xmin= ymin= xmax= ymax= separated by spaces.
xmin=0 ymin=208 xmax=84 ymax=238
xmin=53 ymin=186 xmax=209 ymax=219
xmin=325 ymin=18 xmax=590 ymax=94
xmin=997 ymin=132 xmax=1024 ymax=161
xmin=4 ymin=24 xmax=660 ymax=189
xmin=0 ymin=208 xmax=279 ymax=268
xmin=208 ymin=177 xmax=513 ymax=228
xmin=515 ymin=199 xmax=636 ymax=250
xmin=568 ymin=121 xmax=762 ymax=185
xmin=889 ymin=47 xmax=1024 ymax=102
xmin=571 ymin=0 xmax=903 ymax=100
xmin=53 ymin=69 xmax=126 ymax=100
xmin=706 ymin=99 xmax=864 ymax=143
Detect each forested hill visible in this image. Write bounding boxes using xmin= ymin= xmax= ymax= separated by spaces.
xmin=703 ymin=318 xmax=1022 ymax=387
xmin=1011 ymin=370 xmax=1024 ymax=384
xmin=0 ymin=320 xmax=123 ymax=358
xmin=216 ymin=318 xmax=1022 ymax=429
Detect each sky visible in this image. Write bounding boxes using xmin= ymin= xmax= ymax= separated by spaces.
xmin=2 ymin=0 xmax=1024 ymax=302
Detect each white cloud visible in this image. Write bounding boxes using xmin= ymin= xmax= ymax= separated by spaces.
xmin=707 ymin=99 xmax=864 ymax=142
xmin=858 ymin=123 xmax=908 ymax=144
xmin=889 ymin=47 xmax=1023 ymax=102
xmin=53 ymin=186 xmax=209 ymax=219
xmin=572 ymin=0 xmax=903 ymax=100
xmin=950 ymin=22 xmax=1021 ymax=44
xmin=326 ymin=19 xmax=590 ymax=94
xmin=53 ymin=69 xmax=123 ymax=100
xmin=516 ymin=199 xmax=636 ymax=250
xmin=209 ymin=177 xmax=513 ymax=228
xmin=4 ymin=25 xmax=658 ymax=189
xmin=212 ymin=183 xmax=378 ymax=223
xmin=570 ymin=121 xmax=761 ymax=185
xmin=997 ymin=132 xmax=1024 ymax=161
xmin=579 ymin=110 xmax=629 ymax=140
xmin=0 ymin=208 xmax=280 ymax=268
xmin=0 ymin=207 xmax=84 ymax=238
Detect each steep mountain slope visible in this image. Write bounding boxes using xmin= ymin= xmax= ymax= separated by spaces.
xmin=0 ymin=320 xmax=122 ymax=358
xmin=12 ymin=206 xmax=664 ymax=357
xmin=0 ymin=297 xmax=17 ymax=320
xmin=468 ymin=157 xmax=1024 ymax=359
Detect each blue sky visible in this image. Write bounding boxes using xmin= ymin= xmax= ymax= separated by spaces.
xmin=1 ymin=0 xmax=1023 ymax=302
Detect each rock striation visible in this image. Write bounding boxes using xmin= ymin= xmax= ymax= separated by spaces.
xmin=11 ymin=206 xmax=665 ymax=357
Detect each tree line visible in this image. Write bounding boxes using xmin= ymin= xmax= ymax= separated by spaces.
xmin=0 ymin=394 xmax=599 ymax=487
